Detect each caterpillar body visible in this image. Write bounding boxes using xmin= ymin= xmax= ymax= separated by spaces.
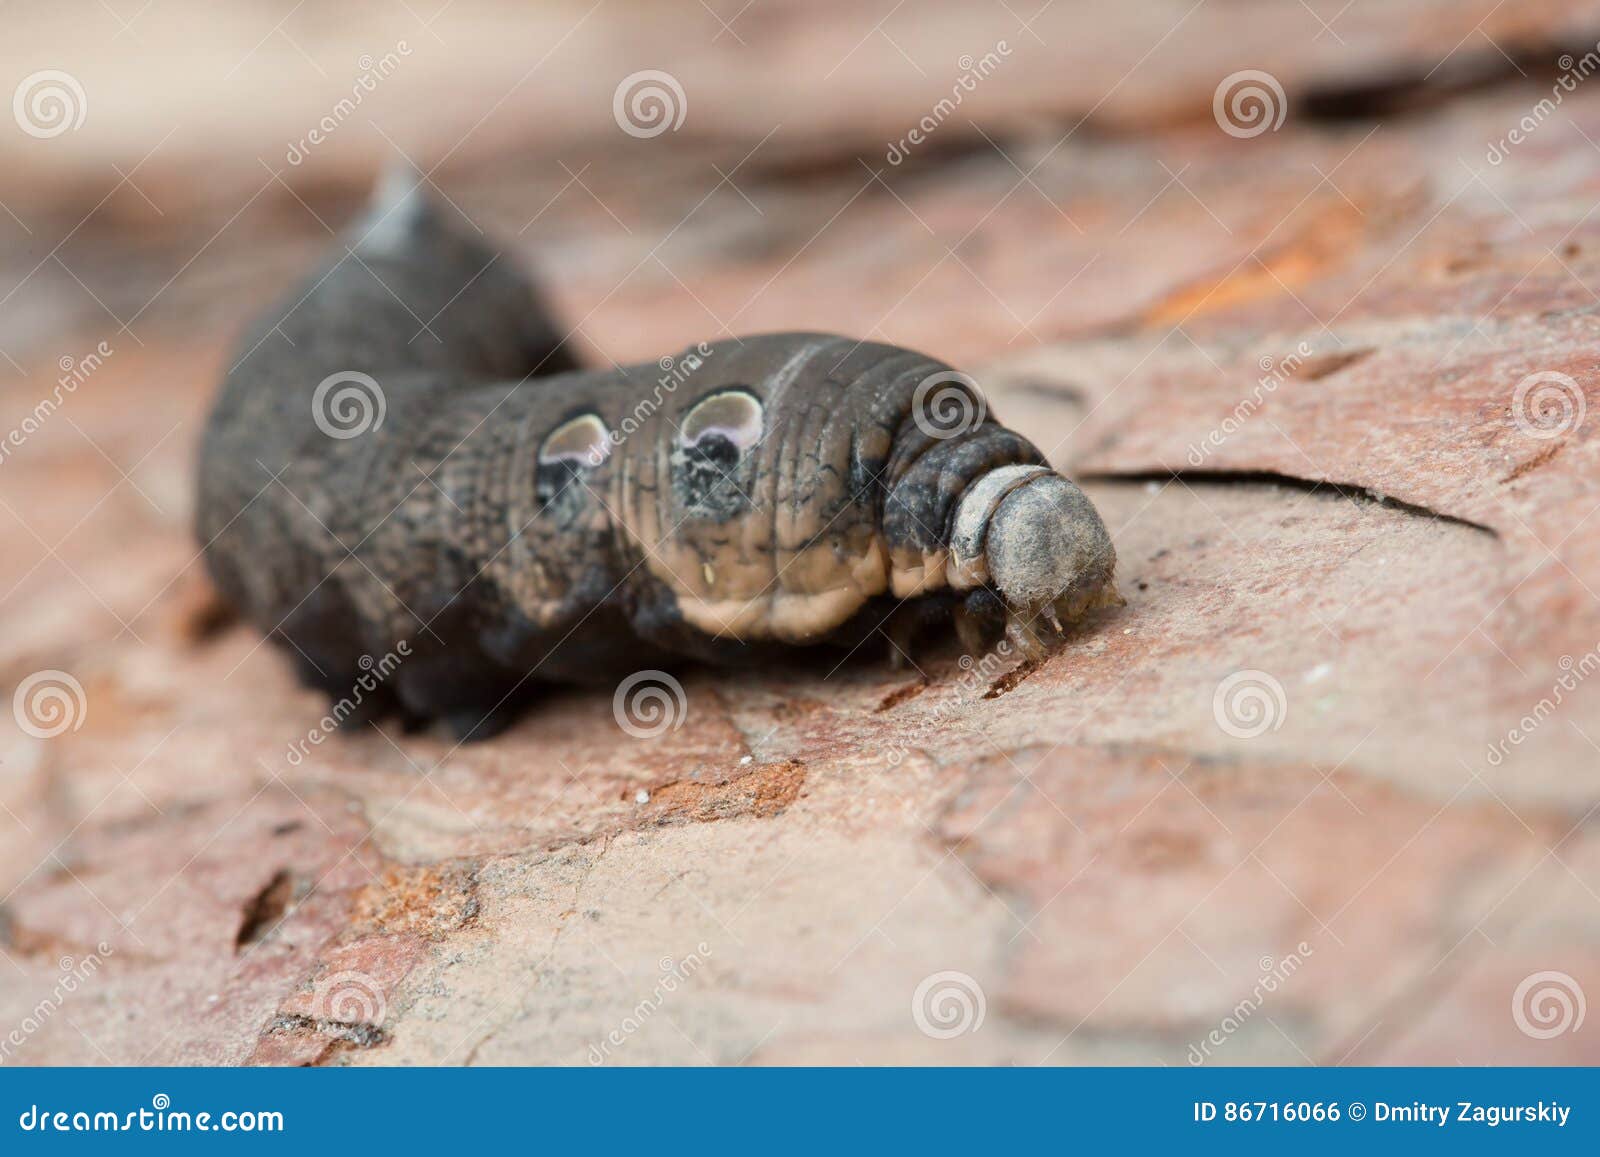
xmin=197 ymin=173 xmax=1119 ymax=739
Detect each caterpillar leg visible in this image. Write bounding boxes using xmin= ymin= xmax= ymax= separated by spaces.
xmin=386 ymin=635 xmax=536 ymax=743
xmin=884 ymin=597 xmax=974 ymax=669
xmin=273 ymin=589 xmax=407 ymax=726
xmin=884 ymin=604 xmax=921 ymax=670
xmin=954 ymin=591 xmax=1004 ymax=659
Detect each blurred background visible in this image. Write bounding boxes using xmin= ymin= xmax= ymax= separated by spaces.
xmin=2 ymin=0 xmax=1599 ymax=1066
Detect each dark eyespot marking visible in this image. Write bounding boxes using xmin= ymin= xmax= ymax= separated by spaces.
xmin=537 ymin=412 xmax=610 ymax=516
xmin=671 ymin=389 xmax=763 ymax=521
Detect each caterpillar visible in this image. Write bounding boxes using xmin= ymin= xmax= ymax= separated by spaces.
xmin=196 ymin=171 xmax=1120 ymax=740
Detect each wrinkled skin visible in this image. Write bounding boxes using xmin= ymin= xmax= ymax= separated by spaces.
xmin=197 ymin=173 xmax=1119 ymax=740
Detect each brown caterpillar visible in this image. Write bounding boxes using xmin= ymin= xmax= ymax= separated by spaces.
xmin=196 ymin=172 xmax=1120 ymax=739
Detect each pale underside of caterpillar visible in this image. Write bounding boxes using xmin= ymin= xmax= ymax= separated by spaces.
xmin=196 ymin=172 xmax=1120 ymax=739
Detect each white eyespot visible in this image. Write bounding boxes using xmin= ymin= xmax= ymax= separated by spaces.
xmin=540 ymin=413 xmax=612 ymax=467
xmin=679 ymin=390 xmax=764 ymax=452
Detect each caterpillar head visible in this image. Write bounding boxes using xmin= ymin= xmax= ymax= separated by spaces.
xmin=599 ymin=334 xmax=1119 ymax=657
xmin=945 ymin=465 xmax=1122 ymax=653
